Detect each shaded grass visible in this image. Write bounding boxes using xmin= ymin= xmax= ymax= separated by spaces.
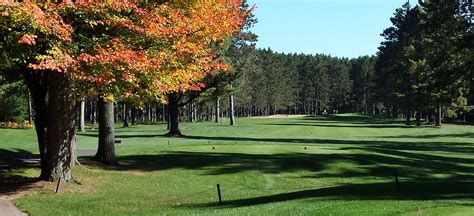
xmin=1 ymin=114 xmax=473 ymax=215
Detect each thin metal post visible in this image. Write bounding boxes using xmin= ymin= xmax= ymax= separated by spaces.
xmin=55 ymin=177 xmax=61 ymax=194
xmin=216 ymin=184 xmax=222 ymax=205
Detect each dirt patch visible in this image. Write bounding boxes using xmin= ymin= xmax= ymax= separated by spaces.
xmin=131 ymin=171 xmax=148 ymax=176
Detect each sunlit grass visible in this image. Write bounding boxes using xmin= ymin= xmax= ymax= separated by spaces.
xmin=1 ymin=114 xmax=473 ymax=215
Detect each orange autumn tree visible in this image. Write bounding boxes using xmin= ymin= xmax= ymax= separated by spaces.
xmin=0 ymin=0 xmax=247 ymax=180
xmin=70 ymin=0 xmax=247 ymax=100
xmin=66 ymin=0 xmax=247 ymax=162
xmin=0 ymin=1 xmax=77 ymax=181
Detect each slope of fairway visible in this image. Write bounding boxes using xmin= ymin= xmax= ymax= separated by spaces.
xmin=1 ymin=114 xmax=473 ymax=215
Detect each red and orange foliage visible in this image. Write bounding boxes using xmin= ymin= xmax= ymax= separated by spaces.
xmin=0 ymin=1 xmax=74 ymax=71
xmin=0 ymin=0 xmax=250 ymax=102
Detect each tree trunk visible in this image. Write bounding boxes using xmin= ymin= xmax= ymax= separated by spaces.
xmin=210 ymin=106 xmax=214 ymax=122
xmin=416 ymin=110 xmax=421 ymax=127
xmin=229 ymin=94 xmax=235 ymax=126
xmin=363 ymin=93 xmax=368 ymax=114
xmin=79 ymin=99 xmax=85 ymax=132
xmin=44 ymin=72 xmax=76 ymax=182
xmin=93 ymin=97 xmax=116 ymax=164
xmin=436 ymin=104 xmax=442 ymax=127
xmin=167 ymin=94 xmax=181 ymax=136
xmin=91 ymin=99 xmax=96 ymax=126
xmin=123 ymin=103 xmax=129 ymax=127
xmin=148 ymin=104 xmax=152 ymax=123
xmin=215 ymin=97 xmax=220 ymax=123
xmin=405 ymin=110 xmax=411 ymax=126
xmin=25 ymin=71 xmax=49 ymax=180
xmin=162 ymin=104 xmax=166 ymax=123
xmin=28 ymin=91 xmax=33 ymax=124
xmin=131 ymin=107 xmax=137 ymax=125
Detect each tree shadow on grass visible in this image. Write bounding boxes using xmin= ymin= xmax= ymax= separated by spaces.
xmin=262 ymin=123 xmax=413 ymax=129
xmin=286 ymin=115 xmax=443 ymax=128
xmin=179 ymin=135 xmax=474 ymax=154
xmin=78 ymin=133 xmax=162 ymax=139
xmin=0 ymin=148 xmax=39 ymax=172
xmin=112 ymin=149 xmax=474 ymax=181
xmin=0 ymin=148 xmax=40 ymax=198
xmin=380 ymin=133 xmax=474 ymax=139
xmin=183 ymin=180 xmax=474 ymax=208
xmin=86 ymin=149 xmax=474 ymax=208
xmin=80 ymin=132 xmax=474 ymax=207
xmin=79 ymin=132 xmax=474 ymax=153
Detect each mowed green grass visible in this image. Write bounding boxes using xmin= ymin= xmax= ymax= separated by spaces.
xmin=1 ymin=114 xmax=474 ymax=215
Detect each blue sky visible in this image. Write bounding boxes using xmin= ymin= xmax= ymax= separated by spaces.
xmin=247 ymin=0 xmax=410 ymax=58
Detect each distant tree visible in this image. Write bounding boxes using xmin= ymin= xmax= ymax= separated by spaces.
xmin=328 ymin=58 xmax=352 ymax=113
xmin=350 ymin=56 xmax=377 ymax=114
xmin=0 ymin=78 xmax=28 ymax=122
xmin=418 ymin=0 xmax=472 ymax=126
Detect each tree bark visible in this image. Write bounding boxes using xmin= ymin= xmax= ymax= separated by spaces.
xmin=167 ymin=94 xmax=181 ymax=136
xmin=44 ymin=72 xmax=76 ymax=182
xmin=131 ymin=107 xmax=137 ymax=125
xmin=93 ymin=97 xmax=116 ymax=164
xmin=436 ymin=104 xmax=442 ymax=127
xmin=416 ymin=110 xmax=421 ymax=127
xmin=405 ymin=110 xmax=411 ymax=126
xmin=229 ymin=94 xmax=235 ymax=126
xmin=28 ymin=91 xmax=33 ymax=124
xmin=123 ymin=103 xmax=129 ymax=127
xmin=215 ymin=97 xmax=220 ymax=123
xmin=25 ymin=71 xmax=49 ymax=180
xmin=91 ymin=99 xmax=96 ymax=126
xmin=79 ymin=100 xmax=85 ymax=132
xmin=162 ymin=104 xmax=166 ymax=123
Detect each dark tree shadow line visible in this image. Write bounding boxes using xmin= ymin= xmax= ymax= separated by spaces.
xmin=182 ymin=180 xmax=474 ymax=208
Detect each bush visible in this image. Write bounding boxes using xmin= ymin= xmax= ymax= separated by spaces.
xmin=0 ymin=120 xmax=33 ymax=129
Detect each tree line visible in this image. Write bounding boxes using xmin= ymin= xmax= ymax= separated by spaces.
xmin=233 ymin=50 xmax=376 ymax=116
xmin=374 ymin=0 xmax=473 ymax=126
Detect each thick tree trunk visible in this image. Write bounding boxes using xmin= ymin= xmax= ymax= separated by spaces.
xmin=167 ymin=94 xmax=181 ymax=136
xmin=44 ymin=72 xmax=76 ymax=182
xmin=23 ymin=70 xmax=49 ymax=180
xmin=215 ymin=97 xmax=220 ymax=123
xmin=29 ymin=83 xmax=48 ymax=179
xmin=79 ymin=100 xmax=85 ymax=132
xmin=229 ymin=94 xmax=235 ymax=126
xmin=436 ymin=104 xmax=442 ymax=127
xmin=93 ymin=97 xmax=116 ymax=164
